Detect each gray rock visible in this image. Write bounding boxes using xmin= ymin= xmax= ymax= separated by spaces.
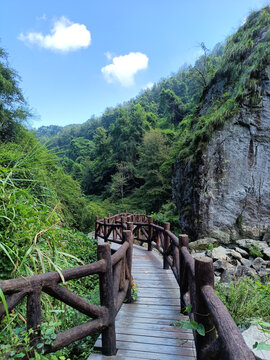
xmin=230 ymin=259 xmax=241 ymax=267
xmin=262 ymin=247 xmax=270 ymax=260
xmin=257 ymin=268 xmax=270 ymax=279
xmin=235 ymin=266 xmax=257 ymax=278
xmin=192 ymin=251 xmax=206 ymax=258
xmin=240 ymin=258 xmax=252 ymax=267
xmin=229 ymin=250 xmax=242 ymax=260
xmin=206 ymin=246 xmax=229 ymax=260
xmin=210 ymin=230 xmax=231 ymax=245
xmin=172 ymin=64 xmax=270 ymax=240
xmin=263 ymin=232 xmax=270 ymax=245
xmin=242 ymin=324 xmax=270 ymax=360
xmin=213 ymin=259 xmax=234 ymax=272
xmin=220 ymin=268 xmax=236 ymax=283
xmin=234 ymin=246 xmax=249 ymax=258
xmin=252 ymin=257 xmax=267 ymax=271
xmin=189 ymin=238 xmax=218 ymax=251
xmin=236 ymin=239 xmax=268 ymax=253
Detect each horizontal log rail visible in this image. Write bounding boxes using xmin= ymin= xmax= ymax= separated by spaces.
xmin=0 ymin=229 xmax=134 ymax=357
xmin=95 ymin=213 xmax=255 ymax=360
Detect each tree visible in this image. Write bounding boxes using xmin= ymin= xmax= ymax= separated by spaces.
xmin=108 ymin=162 xmax=135 ymax=201
xmin=0 ymin=47 xmax=29 ymax=141
xmin=159 ymin=88 xmax=185 ymax=126
xmin=136 ymin=130 xmax=171 ymax=212
xmin=82 ymin=127 xmax=115 ymax=194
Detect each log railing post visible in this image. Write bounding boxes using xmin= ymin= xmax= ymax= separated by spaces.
xmin=147 ymin=216 xmax=153 ymax=251
xmin=27 ymin=289 xmax=42 ymax=351
xmin=163 ymin=222 xmax=170 ymax=269
xmin=179 ymin=234 xmax=189 ymax=313
xmin=113 ymin=217 xmax=116 ymax=242
xmin=103 ymin=218 xmax=108 ymax=242
xmin=123 ymin=229 xmax=133 ymax=303
xmin=195 ymin=257 xmax=216 ymax=359
xmin=95 ymin=216 xmax=99 ymax=240
xmin=98 ymin=243 xmax=116 ymax=356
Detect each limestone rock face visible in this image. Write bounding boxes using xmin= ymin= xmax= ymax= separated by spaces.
xmin=172 ymin=65 xmax=270 ymax=240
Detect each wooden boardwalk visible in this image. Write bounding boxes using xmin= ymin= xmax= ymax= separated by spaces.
xmin=88 ymin=244 xmax=196 ymax=360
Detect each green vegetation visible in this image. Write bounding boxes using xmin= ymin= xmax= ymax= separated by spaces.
xmin=216 ymin=277 xmax=270 ymax=326
xmin=248 ymin=244 xmax=263 ymax=258
xmin=0 ymin=48 xmax=99 ymax=359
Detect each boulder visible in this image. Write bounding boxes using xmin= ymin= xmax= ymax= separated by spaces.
xmin=262 ymin=247 xmax=270 ymax=260
xmin=235 ymin=266 xmax=257 ymax=278
xmin=189 ymin=238 xmax=218 ymax=252
xmin=242 ymin=324 xmax=270 ymax=360
xmin=229 ymin=249 xmax=242 ymax=260
xmin=210 ymin=230 xmax=231 ymax=245
xmin=240 ymin=258 xmax=252 ymax=267
xmin=220 ymin=268 xmax=236 ymax=283
xmin=263 ymin=232 xmax=270 ymax=245
xmin=252 ymin=257 xmax=267 ymax=271
xmin=207 ymin=246 xmax=228 ymax=261
xmin=213 ymin=259 xmax=234 ymax=272
xmin=192 ymin=251 xmax=206 ymax=258
xmin=257 ymin=268 xmax=270 ymax=279
xmin=234 ymin=246 xmax=249 ymax=258
xmin=236 ymin=239 xmax=267 ymax=252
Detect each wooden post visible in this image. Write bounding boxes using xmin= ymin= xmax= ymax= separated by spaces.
xmin=195 ymin=257 xmax=216 ymax=359
xmin=147 ymin=216 xmax=153 ymax=251
xmin=95 ymin=216 xmax=99 ymax=240
xmin=163 ymin=222 xmax=170 ymax=269
xmin=113 ymin=217 xmax=116 ymax=242
xmin=98 ymin=243 xmax=116 ymax=356
xmin=27 ymin=289 xmax=42 ymax=351
xmin=104 ymin=218 xmax=108 ymax=242
xmin=179 ymin=234 xmax=189 ymax=313
xmin=127 ymin=222 xmax=134 ymax=233
xmin=157 ymin=230 xmax=161 ymax=247
xmin=123 ymin=229 xmax=133 ymax=303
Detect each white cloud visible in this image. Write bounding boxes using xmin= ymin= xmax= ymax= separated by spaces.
xmin=101 ymin=52 xmax=149 ymax=86
xmin=143 ymin=82 xmax=154 ymax=90
xmin=105 ymin=51 xmax=113 ymax=60
xmin=19 ymin=16 xmax=91 ymax=52
xmin=37 ymin=14 xmax=47 ymax=21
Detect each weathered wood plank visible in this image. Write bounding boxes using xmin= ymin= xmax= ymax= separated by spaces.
xmin=90 ymin=242 xmax=195 ymax=359
xmin=96 ymin=340 xmax=195 ymax=356
xmin=95 ymin=333 xmax=194 ymax=347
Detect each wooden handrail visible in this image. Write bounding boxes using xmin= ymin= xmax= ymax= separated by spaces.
xmin=1 ymin=213 xmax=255 ymax=359
xmin=95 ymin=213 xmax=255 ymax=360
xmin=0 ymin=229 xmax=134 ymax=357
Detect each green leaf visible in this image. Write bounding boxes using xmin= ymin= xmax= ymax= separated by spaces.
xmin=184 ymin=304 xmax=192 ymax=313
xmin=253 ymin=341 xmax=270 ymax=351
xmin=197 ymin=323 xmax=205 ymax=336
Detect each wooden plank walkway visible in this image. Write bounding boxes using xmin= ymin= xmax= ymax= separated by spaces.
xmin=88 ymin=244 xmax=196 ymax=360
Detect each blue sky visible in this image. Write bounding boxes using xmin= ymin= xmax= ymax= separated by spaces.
xmin=0 ymin=0 xmax=268 ymax=128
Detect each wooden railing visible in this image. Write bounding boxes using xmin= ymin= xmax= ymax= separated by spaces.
xmin=96 ymin=213 xmax=255 ymax=360
xmin=0 ymin=229 xmax=133 ymax=358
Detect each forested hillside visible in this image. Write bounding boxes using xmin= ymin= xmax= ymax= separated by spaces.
xmin=36 ymin=7 xmax=270 ymax=235
xmin=36 ymin=42 xmax=223 ymax=225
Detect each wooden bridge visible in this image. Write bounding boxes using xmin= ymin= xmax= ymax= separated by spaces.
xmin=90 ymin=243 xmax=196 ymax=359
xmin=0 ymin=213 xmax=255 ymax=359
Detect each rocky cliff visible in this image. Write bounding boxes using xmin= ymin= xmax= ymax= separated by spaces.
xmin=172 ymin=7 xmax=270 ymax=240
